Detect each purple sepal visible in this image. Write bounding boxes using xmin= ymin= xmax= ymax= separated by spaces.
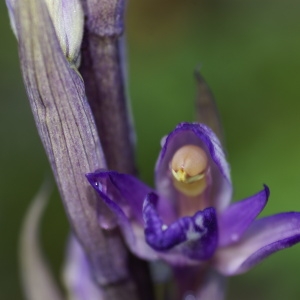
xmin=86 ymin=170 xmax=177 ymax=225
xmin=155 ymin=122 xmax=232 ymax=212
xmin=86 ymin=170 xmax=164 ymax=261
xmin=143 ymin=192 xmax=218 ymax=260
xmin=86 ymin=170 xmax=151 ymax=224
xmin=218 ymin=185 xmax=270 ymax=247
xmin=215 ymin=212 xmax=300 ymax=275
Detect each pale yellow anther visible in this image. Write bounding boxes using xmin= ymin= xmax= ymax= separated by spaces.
xmin=171 ymin=145 xmax=208 ymax=197
xmin=172 ymin=168 xmax=187 ymax=182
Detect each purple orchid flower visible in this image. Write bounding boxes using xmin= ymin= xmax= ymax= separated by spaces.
xmin=7 ymin=0 xmax=300 ymax=298
xmin=86 ymin=121 xmax=300 ymax=286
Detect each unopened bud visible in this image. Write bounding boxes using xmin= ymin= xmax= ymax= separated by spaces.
xmin=45 ymin=0 xmax=84 ymax=64
xmin=6 ymin=0 xmax=84 ymax=65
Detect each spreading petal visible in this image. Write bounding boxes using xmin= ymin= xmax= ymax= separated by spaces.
xmin=155 ymin=122 xmax=232 ymax=212
xmin=143 ymin=192 xmax=218 ymax=263
xmin=87 ymin=170 xmax=177 ymax=224
xmin=87 ymin=170 xmax=152 ymax=224
xmin=86 ymin=170 xmax=161 ymax=260
xmin=218 ymin=185 xmax=269 ymax=247
xmin=215 ymin=212 xmax=300 ymax=275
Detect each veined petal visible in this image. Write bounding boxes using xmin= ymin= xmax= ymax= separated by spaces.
xmin=63 ymin=236 xmax=104 ymax=300
xmin=214 ymin=212 xmax=300 ymax=275
xmin=143 ymin=193 xmax=218 ymax=264
xmin=87 ymin=170 xmax=177 ymax=225
xmin=155 ymin=122 xmax=232 ymax=213
xmin=87 ymin=170 xmax=152 ymax=224
xmin=86 ymin=170 xmax=162 ymax=261
xmin=218 ymin=186 xmax=269 ymax=247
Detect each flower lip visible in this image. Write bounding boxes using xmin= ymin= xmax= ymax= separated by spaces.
xmin=143 ymin=192 xmax=219 ymax=260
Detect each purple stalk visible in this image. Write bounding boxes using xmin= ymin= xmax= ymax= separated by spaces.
xmin=80 ymin=0 xmax=136 ymax=174
xmin=79 ymin=0 xmax=153 ymax=298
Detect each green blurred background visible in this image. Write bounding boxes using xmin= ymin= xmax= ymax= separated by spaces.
xmin=1 ymin=0 xmax=300 ymax=299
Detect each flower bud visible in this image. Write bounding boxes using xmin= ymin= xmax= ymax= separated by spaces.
xmin=6 ymin=0 xmax=84 ymax=64
xmin=44 ymin=0 xmax=84 ymax=64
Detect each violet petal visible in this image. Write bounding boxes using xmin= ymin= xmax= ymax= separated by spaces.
xmin=87 ymin=170 xmax=177 ymax=225
xmin=86 ymin=170 xmax=161 ymax=261
xmin=87 ymin=170 xmax=152 ymax=224
xmin=173 ymin=267 xmax=226 ymax=300
xmin=215 ymin=212 xmax=300 ymax=275
xmin=143 ymin=192 xmax=218 ymax=261
xmin=218 ymin=185 xmax=270 ymax=247
xmin=155 ymin=122 xmax=232 ymax=212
